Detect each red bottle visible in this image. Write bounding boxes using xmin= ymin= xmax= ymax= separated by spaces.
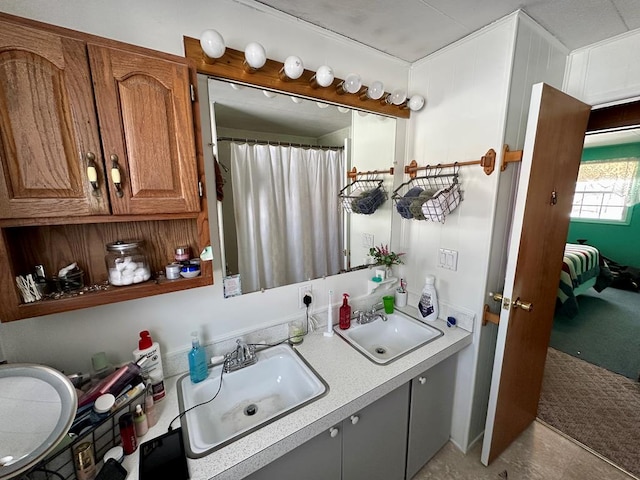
xmin=119 ymin=412 xmax=137 ymax=454
xmin=339 ymin=293 xmax=351 ymax=330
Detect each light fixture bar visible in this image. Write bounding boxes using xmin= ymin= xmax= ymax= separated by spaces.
xmin=183 ymin=36 xmax=410 ymax=119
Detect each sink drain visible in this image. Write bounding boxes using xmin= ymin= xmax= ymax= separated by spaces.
xmin=375 ymin=347 xmax=387 ymax=355
xmin=244 ymin=404 xmax=258 ymax=416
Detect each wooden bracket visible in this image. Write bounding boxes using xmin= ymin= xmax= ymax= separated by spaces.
xmin=482 ymin=304 xmax=500 ymax=326
xmin=501 ymin=145 xmax=524 ymax=172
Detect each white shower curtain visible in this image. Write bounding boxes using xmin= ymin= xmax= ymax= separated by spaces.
xmin=231 ymin=143 xmax=344 ymax=293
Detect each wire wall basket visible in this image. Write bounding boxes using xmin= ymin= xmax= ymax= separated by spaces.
xmin=392 ymin=166 xmax=462 ymax=223
xmin=339 ymin=178 xmax=388 ymax=215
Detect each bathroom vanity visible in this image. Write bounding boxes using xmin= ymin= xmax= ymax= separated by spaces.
xmin=121 ymin=311 xmax=471 ymax=480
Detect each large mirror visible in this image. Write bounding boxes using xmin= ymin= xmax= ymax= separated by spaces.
xmin=206 ymin=77 xmax=399 ymax=295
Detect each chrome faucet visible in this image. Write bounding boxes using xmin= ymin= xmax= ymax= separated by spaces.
xmin=224 ymin=339 xmax=257 ymax=372
xmin=353 ymin=302 xmax=387 ymax=324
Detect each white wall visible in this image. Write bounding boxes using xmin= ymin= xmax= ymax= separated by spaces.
xmin=564 ymin=27 xmax=640 ymax=106
xmin=404 ymin=11 xmax=569 ymax=451
xmin=0 ymin=0 xmax=409 ymax=374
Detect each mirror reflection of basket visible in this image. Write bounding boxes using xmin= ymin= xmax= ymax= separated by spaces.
xmin=392 ymin=172 xmax=462 ymax=223
xmin=339 ymin=178 xmax=388 ymax=215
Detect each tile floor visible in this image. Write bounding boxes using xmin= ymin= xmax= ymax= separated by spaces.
xmin=414 ymin=420 xmax=636 ymax=480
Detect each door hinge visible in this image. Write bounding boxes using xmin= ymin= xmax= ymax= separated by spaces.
xmin=198 ymin=181 xmax=203 ymax=198
xmin=190 ymin=84 xmax=196 ymax=102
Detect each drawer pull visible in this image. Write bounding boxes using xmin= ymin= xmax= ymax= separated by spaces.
xmin=418 ymin=376 xmax=427 ymax=385
xmin=86 ymin=152 xmax=99 ymax=195
xmin=329 ymin=427 xmax=339 ymax=438
xmin=350 ymin=415 xmax=359 ymax=425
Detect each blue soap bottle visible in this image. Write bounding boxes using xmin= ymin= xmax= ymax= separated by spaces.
xmin=188 ymin=331 xmax=208 ymax=383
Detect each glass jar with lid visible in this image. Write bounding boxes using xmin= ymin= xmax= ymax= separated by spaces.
xmin=105 ymin=240 xmax=152 ymax=286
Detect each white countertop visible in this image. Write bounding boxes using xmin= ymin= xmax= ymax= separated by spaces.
xmin=122 ymin=309 xmax=472 ymax=480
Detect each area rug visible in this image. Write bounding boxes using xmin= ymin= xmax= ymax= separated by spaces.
xmin=538 ymin=347 xmax=640 ymax=478
xmin=550 ymin=287 xmax=640 ymax=380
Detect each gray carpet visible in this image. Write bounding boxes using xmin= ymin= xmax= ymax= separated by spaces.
xmin=538 ymin=347 xmax=640 ymax=478
xmin=550 ymin=287 xmax=640 ymax=380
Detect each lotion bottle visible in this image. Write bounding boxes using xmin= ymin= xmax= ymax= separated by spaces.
xmin=339 ymin=293 xmax=351 ymax=330
xmin=189 ymin=331 xmax=208 ymax=383
xmin=133 ymin=330 xmax=165 ymax=402
xmin=418 ymin=275 xmax=439 ymax=321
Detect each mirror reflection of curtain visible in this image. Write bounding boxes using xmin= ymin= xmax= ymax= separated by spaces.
xmin=231 ymin=143 xmax=344 ymax=292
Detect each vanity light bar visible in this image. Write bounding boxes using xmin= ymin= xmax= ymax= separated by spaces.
xmin=183 ymin=36 xmax=411 ymax=119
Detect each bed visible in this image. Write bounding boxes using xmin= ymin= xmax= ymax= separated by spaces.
xmin=557 ymin=243 xmax=610 ymax=317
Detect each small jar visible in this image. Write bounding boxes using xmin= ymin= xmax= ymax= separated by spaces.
xmin=165 ymin=263 xmax=182 ymax=280
xmin=105 ymin=240 xmax=151 ymax=286
xmin=175 ymin=245 xmax=191 ymax=263
xmin=73 ymin=442 xmax=96 ymax=480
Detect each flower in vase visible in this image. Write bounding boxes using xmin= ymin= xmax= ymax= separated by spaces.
xmin=369 ymin=244 xmax=405 ymax=267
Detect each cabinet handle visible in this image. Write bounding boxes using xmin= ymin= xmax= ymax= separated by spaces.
xmin=418 ymin=376 xmax=427 ymax=385
xmin=110 ymin=154 xmax=124 ymax=198
xmin=86 ymin=152 xmax=100 ymax=196
xmin=350 ymin=415 xmax=359 ymax=425
xmin=329 ymin=427 xmax=339 ymax=438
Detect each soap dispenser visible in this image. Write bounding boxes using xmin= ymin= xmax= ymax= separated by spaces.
xmin=188 ymin=332 xmax=208 ymax=384
xmin=339 ymin=293 xmax=351 ymax=330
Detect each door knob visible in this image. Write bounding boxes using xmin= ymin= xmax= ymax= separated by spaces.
xmin=489 ymin=292 xmax=510 ymax=310
xmin=513 ymin=298 xmax=533 ymax=311
xmin=489 ymin=292 xmax=502 ymax=302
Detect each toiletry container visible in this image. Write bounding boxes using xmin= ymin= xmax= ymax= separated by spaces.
xmin=118 ymin=413 xmax=137 ymax=454
xmin=73 ymin=442 xmax=96 ymax=480
xmin=418 ymin=275 xmax=439 ymax=321
xmin=105 ymin=240 xmax=151 ymax=286
xmin=339 ymin=293 xmax=351 ymax=330
xmin=134 ymin=404 xmax=148 ymax=437
xmin=145 ymin=392 xmax=158 ymax=428
xmin=133 ymin=330 xmax=165 ymax=401
xmin=189 ymin=332 xmax=208 ymax=383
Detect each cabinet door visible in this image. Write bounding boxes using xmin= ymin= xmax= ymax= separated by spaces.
xmin=0 ymin=20 xmax=110 ymax=219
xmin=88 ymin=44 xmax=199 ymax=215
xmin=406 ymin=355 xmax=456 ymax=479
xmin=244 ymin=425 xmax=342 ymax=480
xmin=342 ymin=383 xmax=410 ymax=480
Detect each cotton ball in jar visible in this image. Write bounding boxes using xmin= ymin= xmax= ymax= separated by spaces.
xmin=109 ymin=268 xmax=123 ymax=286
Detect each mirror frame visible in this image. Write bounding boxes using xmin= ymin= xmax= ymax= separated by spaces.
xmin=0 ymin=363 xmax=77 ymax=480
xmin=183 ymin=37 xmax=410 ymax=119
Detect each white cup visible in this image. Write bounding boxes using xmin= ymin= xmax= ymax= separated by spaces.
xmin=394 ymin=291 xmax=408 ymax=307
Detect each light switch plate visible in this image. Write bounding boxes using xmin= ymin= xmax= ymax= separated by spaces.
xmin=438 ymin=248 xmax=458 ymax=271
xmin=362 ymin=233 xmax=374 ymax=248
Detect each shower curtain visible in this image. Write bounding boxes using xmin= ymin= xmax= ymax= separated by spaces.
xmin=230 ymin=143 xmax=344 ymax=293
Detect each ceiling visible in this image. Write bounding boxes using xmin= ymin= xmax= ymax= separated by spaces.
xmin=251 ymin=0 xmax=640 ymax=62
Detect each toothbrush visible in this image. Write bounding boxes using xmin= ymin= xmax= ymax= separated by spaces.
xmin=324 ymin=290 xmax=334 ymax=337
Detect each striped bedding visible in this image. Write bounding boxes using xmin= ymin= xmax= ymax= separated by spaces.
xmin=557 ymin=244 xmax=601 ymax=317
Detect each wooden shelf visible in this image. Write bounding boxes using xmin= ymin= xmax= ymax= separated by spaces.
xmin=16 ymin=273 xmax=212 ymax=319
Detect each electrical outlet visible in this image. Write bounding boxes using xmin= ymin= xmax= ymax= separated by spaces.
xmin=298 ymin=284 xmax=312 ymax=309
xmin=445 ymin=305 xmax=475 ymax=332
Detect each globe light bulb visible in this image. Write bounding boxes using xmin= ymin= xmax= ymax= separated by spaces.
xmin=366 ymin=80 xmax=385 ymax=100
xmin=311 ymin=65 xmax=334 ymax=88
xmin=282 ymin=56 xmax=304 ymax=80
xmin=339 ymin=73 xmax=362 ymax=94
xmin=200 ymin=29 xmax=226 ymax=62
xmin=386 ymin=89 xmax=407 ymax=106
xmin=408 ymin=95 xmax=426 ymax=111
xmin=244 ymin=42 xmax=267 ymax=70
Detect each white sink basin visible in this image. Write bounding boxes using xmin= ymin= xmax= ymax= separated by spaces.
xmin=177 ymin=343 xmax=327 ymax=457
xmin=335 ymin=310 xmax=443 ymax=364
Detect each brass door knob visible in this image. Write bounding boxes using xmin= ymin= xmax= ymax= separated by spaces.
xmin=513 ymin=298 xmax=533 ymax=311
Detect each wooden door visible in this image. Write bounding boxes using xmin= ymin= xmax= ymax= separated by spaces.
xmin=0 ymin=19 xmax=110 ymax=219
xmin=481 ymin=83 xmax=591 ymax=464
xmin=88 ymin=44 xmax=200 ymax=215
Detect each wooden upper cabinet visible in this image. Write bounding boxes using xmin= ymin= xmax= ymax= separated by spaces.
xmin=88 ymin=45 xmax=200 ymax=215
xmin=0 ymin=20 xmax=110 ymax=219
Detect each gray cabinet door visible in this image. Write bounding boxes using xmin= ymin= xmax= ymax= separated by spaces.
xmin=406 ymin=354 xmax=456 ymax=479
xmin=244 ymin=425 xmax=342 ymax=480
xmin=342 ymin=383 xmax=410 ymax=480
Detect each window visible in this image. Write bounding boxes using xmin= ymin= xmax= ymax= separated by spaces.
xmin=571 ymin=158 xmax=639 ymax=222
